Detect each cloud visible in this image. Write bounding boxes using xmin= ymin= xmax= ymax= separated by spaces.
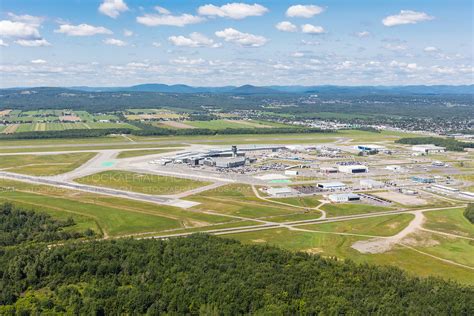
xmin=137 ymin=13 xmax=204 ymax=27
xmin=356 ymin=31 xmax=370 ymax=38
xmin=103 ymin=38 xmax=128 ymax=46
xmin=215 ymin=28 xmax=267 ymax=47
xmin=0 ymin=39 xmax=8 ymax=47
xmin=424 ymin=46 xmax=438 ymax=52
xmin=382 ymin=10 xmax=434 ymax=27
xmin=99 ymin=0 xmax=129 ymax=18
xmin=155 ymin=6 xmax=171 ymax=15
xmin=292 ymin=52 xmax=304 ymax=58
xmin=31 ymin=59 xmax=47 ymax=64
xmin=275 ymin=21 xmax=297 ymax=32
xmin=383 ymin=43 xmax=407 ymax=51
xmin=123 ymin=29 xmax=133 ymax=37
xmin=0 ymin=20 xmax=41 ymax=39
xmin=7 ymin=13 xmax=45 ymax=26
xmin=198 ymin=3 xmax=268 ymax=19
xmin=301 ymin=24 xmax=325 ymax=34
xmin=170 ymin=57 xmax=206 ymax=65
xmin=15 ymin=39 xmax=51 ymax=47
xmin=169 ymin=32 xmax=220 ymax=48
xmin=152 ymin=42 xmax=162 ymax=47
xmin=286 ymin=5 xmax=324 ymax=18
xmin=55 ymin=24 xmax=113 ymax=36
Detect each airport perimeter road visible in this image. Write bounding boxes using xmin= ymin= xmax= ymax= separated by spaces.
xmin=0 ymin=171 xmax=199 ymax=209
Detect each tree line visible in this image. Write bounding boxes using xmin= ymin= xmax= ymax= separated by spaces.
xmin=396 ymin=137 xmax=474 ymax=151
xmin=464 ymin=204 xmax=474 ymax=224
xmin=1 ymin=234 xmax=472 ymax=314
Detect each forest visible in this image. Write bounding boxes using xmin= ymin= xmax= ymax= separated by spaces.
xmin=396 ymin=137 xmax=474 ymax=151
xmin=464 ymin=204 xmax=474 ymax=224
xmin=0 ymin=203 xmax=93 ymax=247
xmin=1 ymin=234 xmax=472 ymax=314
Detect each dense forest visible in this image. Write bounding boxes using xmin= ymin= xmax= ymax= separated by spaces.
xmin=1 ymin=234 xmax=472 ymax=314
xmin=464 ymin=204 xmax=474 ymax=224
xmin=396 ymin=137 xmax=474 ymax=151
xmin=0 ymin=203 xmax=93 ymax=246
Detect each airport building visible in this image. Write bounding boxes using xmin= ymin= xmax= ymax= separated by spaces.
xmin=412 ymin=176 xmax=435 ymax=184
xmin=317 ymin=182 xmax=346 ymax=190
xmin=356 ymin=144 xmax=386 ymax=153
xmin=267 ymin=187 xmax=295 ymax=197
xmin=338 ymin=164 xmax=368 ymax=174
xmin=412 ymin=144 xmax=446 ymax=154
xmin=214 ymin=157 xmax=247 ymax=168
xmin=360 ymin=179 xmax=384 ymax=189
xmin=328 ymin=193 xmax=360 ymax=203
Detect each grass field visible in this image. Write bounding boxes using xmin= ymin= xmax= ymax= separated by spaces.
xmin=300 ymin=213 xmax=414 ymax=236
xmin=228 ymin=228 xmax=474 ymax=284
xmin=75 ymin=170 xmax=211 ymax=195
xmin=116 ymin=148 xmax=180 ymax=159
xmin=269 ymin=196 xmax=322 ymax=208
xmin=0 ymin=152 xmax=96 ymax=176
xmin=322 ymin=203 xmax=395 ymax=217
xmin=423 ymin=208 xmax=473 ymax=238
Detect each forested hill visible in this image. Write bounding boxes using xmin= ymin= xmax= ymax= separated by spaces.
xmin=1 ymin=235 xmax=472 ymax=314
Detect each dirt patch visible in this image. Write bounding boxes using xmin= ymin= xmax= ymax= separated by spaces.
xmin=305 ymin=247 xmax=323 ymax=254
xmin=2 ymin=124 xmax=19 ymax=134
xmin=252 ymin=239 xmax=266 ymax=243
xmin=160 ymin=121 xmax=196 ymax=129
xmin=0 ymin=109 xmax=12 ymax=117
xmin=182 ymin=219 xmax=209 ymax=228
xmin=60 ymin=115 xmax=81 ymax=122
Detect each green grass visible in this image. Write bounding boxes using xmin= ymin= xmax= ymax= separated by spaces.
xmin=228 ymin=228 xmax=474 ymax=284
xmin=0 ymin=152 xmax=96 ymax=176
xmin=269 ymin=196 xmax=322 ymax=208
xmin=423 ymin=208 xmax=474 ymax=238
xmin=116 ymin=148 xmax=179 ymax=159
xmin=322 ymin=203 xmax=394 ymax=217
xmin=185 ymin=120 xmax=256 ymax=130
xmin=75 ymin=170 xmax=211 ymax=195
xmin=300 ymin=214 xmax=414 ymax=237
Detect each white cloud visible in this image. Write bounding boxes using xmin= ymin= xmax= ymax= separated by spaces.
xmin=198 ymin=3 xmax=268 ymax=19
xmin=137 ymin=13 xmax=204 ymax=27
xmin=424 ymin=46 xmax=438 ymax=52
xmin=103 ymin=38 xmax=127 ymax=46
xmin=169 ymin=32 xmax=220 ymax=48
xmin=382 ymin=10 xmax=434 ymax=27
xmin=286 ymin=5 xmax=324 ymax=18
xmin=356 ymin=31 xmax=370 ymax=38
xmin=170 ymin=57 xmax=206 ymax=65
xmin=301 ymin=24 xmax=325 ymax=34
xmin=0 ymin=20 xmax=40 ymax=39
xmin=7 ymin=13 xmax=44 ymax=26
xmin=383 ymin=43 xmax=407 ymax=51
xmin=0 ymin=39 xmax=8 ymax=47
xmin=15 ymin=39 xmax=51 ymax=47
xmin=123 ymin=29 xmax=133 ymax=37
xmin=31 ymin=59 xmax=47 ymax=64
xmin=152 ymin=42 xmax=162 ymax=47
xmin=215 ymin=28 xmax=267 ymax=47
xmin=155 ymin=6 xmax=171 ymax=15
xmin=292 ymin=52 xmax=304 ymax=57
xmin=99 ymin=0 xmax=129 ymax=18
xmin=126 ymin=62 xmax=149 ymax=68
xmin=275 ymin=21 xmax=297 ymax=32
xmin=55 ymin=24 xmax=113 ymax=36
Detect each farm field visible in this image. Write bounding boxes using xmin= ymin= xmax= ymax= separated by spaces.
xmin=0 ymin=152 xmax=96 ymax=176
xmin=184 ymin=119 xmax=292 ymax=130
xmin=75 ymin=170 xmax=212 ymax=195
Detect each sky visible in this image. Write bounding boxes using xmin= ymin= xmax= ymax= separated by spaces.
xmin=0 ymin=0 xmax=473 ymax=87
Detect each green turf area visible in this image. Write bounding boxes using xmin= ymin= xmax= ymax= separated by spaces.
xmin=229 ymin=228 xmax=474 ymax=284
xmin=322 ymin=203 xmax=395 ymax=217
xmin=265 ymin=211 xmax=323 ymax=222
xmin=75 ymin=170 xmax=211 ymax=195
xmin=300 ymin=213 xmax=414 ymax=237
xmin=269 ymin=196 xmax=322 ymax=208
xmin=189 ymin=184 xmax=304 ymax=218
xmin=185 ymin=120 xmax=258 ymax=129
xmin=423 ymin=208 xmax=474 ymax=238
xmin=0 ymin=152 xmax=96 ymax=176
xmin=0 ymin=178 xmax=234 ymax=237
xmin=116 ymin=148 xmax=179 ymax=159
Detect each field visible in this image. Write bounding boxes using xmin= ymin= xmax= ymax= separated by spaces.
xmin=321 ymin=203 xmax=395 ymax=217
xmin=116 ymin=148 xmax=180 ymax=159
xmin=184 ymin=119 xmax=292 ymax=130
xmin=423 ymin=208 xmax=473 ymax=238
xmin=75 ymin=170 xmax=212 ymax=195
xmin=0 ymin=152 xmax=96 ymax=176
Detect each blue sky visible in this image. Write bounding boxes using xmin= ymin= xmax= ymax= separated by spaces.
xmin=0 ymin=0 xmax=472 ymax=87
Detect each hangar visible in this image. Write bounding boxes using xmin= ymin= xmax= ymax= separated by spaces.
xmin=338 ymin=164 xmax=368 ymax=174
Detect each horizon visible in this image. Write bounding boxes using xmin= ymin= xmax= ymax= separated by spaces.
xmin=1 ymin=0 xmax=473 ymax=87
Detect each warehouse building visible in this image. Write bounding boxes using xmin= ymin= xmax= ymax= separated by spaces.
xmin=320 ymin=167 xmax=338 ymax=173
xmin=328 ymin=193 xmax=360 ymax=203
xmin=267 ymin=187 xmax=295 ymax=197
xmin=317 ymin=182 xmax=346 ymax=190
xmin=360 ymin=179 xmax=384 ymax=189
xmin=412 ymin=176 xmax=435 ymax=184
xmin=412 ymin=144 xmax=446 ymax=154
xmin=338 ymin=164 xmax=368 ymax=174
